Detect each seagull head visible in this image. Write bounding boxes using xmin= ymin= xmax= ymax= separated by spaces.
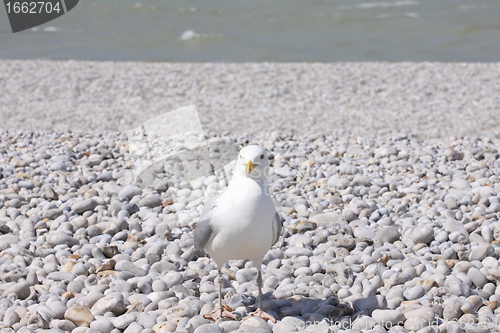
xmin=235 ymin=145 xmax=270 ymax=180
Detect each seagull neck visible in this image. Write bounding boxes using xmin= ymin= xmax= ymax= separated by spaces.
xmin=229 ymin=174 xmax=267 ymax=188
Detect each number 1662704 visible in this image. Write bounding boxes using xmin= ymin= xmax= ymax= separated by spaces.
xmin=5 ymin=1 xmax=62 ymax=14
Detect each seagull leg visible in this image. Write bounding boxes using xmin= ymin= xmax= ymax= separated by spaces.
xmin=243 ymin=270 xmax=276 ymax=323
xmin=203 ymin=269 xmax=237 ymax=321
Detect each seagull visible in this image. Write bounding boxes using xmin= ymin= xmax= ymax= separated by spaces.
xmin=193 ymin=145 xmax=283 ymax=322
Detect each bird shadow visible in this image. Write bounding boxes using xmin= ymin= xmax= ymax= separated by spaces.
xmin=218 ymin=280 xmax=357 ymax=327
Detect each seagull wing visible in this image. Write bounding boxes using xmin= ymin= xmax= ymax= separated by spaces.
xmin=193 ymin=192 xmax=222 ymax=251
xmin=271 ymin=212 xmax=284 ymax=246
xmin=193 ymin=219 xmax=215 ymax=251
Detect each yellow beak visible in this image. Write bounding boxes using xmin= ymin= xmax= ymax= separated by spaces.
xmin=246 ymin=160 xmax=257 ymax=174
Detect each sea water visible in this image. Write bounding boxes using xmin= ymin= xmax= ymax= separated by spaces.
xmin=0 ymin=0 xmax=499 ymax=62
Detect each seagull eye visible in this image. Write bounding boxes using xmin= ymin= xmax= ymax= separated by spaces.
xmin=239 ymin=155 xmax=242 ymax=159
xmin=260 ymin=154 xmax=265 ymax=159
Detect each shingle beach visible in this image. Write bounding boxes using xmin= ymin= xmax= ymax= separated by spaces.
xmin=0 ymin=60 xmax=500 ymax=333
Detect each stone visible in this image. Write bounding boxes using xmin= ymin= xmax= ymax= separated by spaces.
xmin=52 ymin=319 xmax=77 ymax=331
xmin=327 ymin=263 xmax=354 ymax=287
xmin=44 ymin=185 xmax=59 ymax=200
xmin=139 ymin=194 xmax=162 ymax=208
xmin=404 ymin=307 xmax=435 ymax=323
xmin=153 ymin=322 xmax=176 ymax=332
xmin=329 ymin=234 xmax=355 ymax=250
xmin=163 ymin=271 xmax=183 ymax=288
xmin=404 ymin=316 xmax=428 ymax=331
xmin=124 ymin=322 xmax=144 ymax=333
xmin=451 ymin=179 xmax=471 ymax=190
xmin=46 ymin=232 xmax=79 ymax=247
xmin=3 ymin=281 xmax=30 ymax=299
xmin=0 ymin=234 xmax=20 ymax=251
xmin=119 ymin=185 xmax=142 ymax=200
xmin=443 ymin=303 xmax=462 ymax=321
xmin=68 ymin=281 xmax=85 ymax=295
xmin=467 ymin=267 xmax=487 ymax=288
xmin=115 ymin=260 xmax=147 ymax=277
xmin=112 ymin=313 xmax=136 ymax=330
xmin=3 ymin=307 xmax=20 ymax=326
xmin=90 ymin=319 xmax=114 ymax=333
xmin=372 ymin=309 xmax=405 ymax=327
xmin=288 ymin=221 xmax=317 ymax=233
xmin=310 ymin=212 xmax=346 ymax=227
xmin=412 ymin=226 xmax=434 ymax=244
xmin=72 ymin=199 xmax=98 ymax=214
xmin=91 ymin=294 xmax=126 ymax=316
xmin=374 ymin=227 xmax=400 ymax=243
xmin=52 ymin=303 xmax=68 ymax=319
xmin=404 ymin=286 xmax=426 ymax=300
xmin=219 ymin=321 xmax=242 ymax=333
xmin=353 ymin=295 xmax=387 ymax=315
xmin=42 ymin=208 xmax=63 ymax=219
xmin=353 ymin=175 xmax=371 ymax=186
xmin=137 ymin=313 xmax=156 ymax=328
xmin=193 ymin=323 xmax=224 ymax=333
xmin=469 ymin=244 xmax=494 ymax=261
xmin=352 ymin=316 xmax=377 ymax=330
xmin=64 ymin=306 xmax=94 ymax=327
xmin=97 ymin=170 xmax=113 ymax=181
xmin=338 ymin=164 xmax=359 ymax=175
xmin=50 ymin=162 xmax=67 ymax=171
xmin=239 ymin=317 xmax=272 ymax=332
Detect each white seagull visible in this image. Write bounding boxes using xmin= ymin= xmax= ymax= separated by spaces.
xmin=194 ymin=145 xmax=283 ymax=322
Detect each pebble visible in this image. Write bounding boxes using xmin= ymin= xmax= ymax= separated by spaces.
xmin=3 ymin=281 xmax=31 ymax=299
xmin=404 ymin=286 xmax=426 ymax=300
xmin=239 ymin=317 xmax=272 ymax=332
xmin=64 ymin=306 xmax=95 ymax=327
xmin=3 ymin=307 xmax=20 ymax=326
xmin=412 ymin=226 xmax=434 ymax=244
xmin=124 ymin=322 xmax=144 ymax=333
xmin=138 ymin=194 xmax=162 ymax=208
xmin=90 ymin=294 xmax=126 ymax=316
xmin=374 ymin=227 xmax=400 ymax=244
xmin=0 ymin=120 xmax=499 ymax=332
xmin=467 ymin=267 xmax=487 ymax=288
xmin=450 ymin=179 xmax=471 ymax=190
xmin=71 ymin=199 xmax=98 ymax=214
xmin=404 ymin=316 xmax=428 ymax=331
xmin=46 ymin=232 xmax=79 ymax=247
xmin=90 ymin=319 xmax=115 ymax=333
xmin=372 ymin=309 xmax=405 ymax=326
xmin=444 ymin=303 xmax=462 ymax=321
xmin=194 ymin=324 xmax=224 ymax=333
xmin=112 ymin=313 xmax=136 ymax=330
xmin=164 ymin=271 xmax=183 ymax=288
xmin=115 ymin=260 xmax=148 ymax=277
xmin=119 ymin=185 xmax=142 ymax=200
xmin=469 ymin=244 xmax=494 ymax=261
xmin=353 ymin=295 xmax=387 ymax=315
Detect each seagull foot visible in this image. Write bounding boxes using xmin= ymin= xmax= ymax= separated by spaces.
xmin=243 ymin=308 xmax=277 ymax=323
xmin=203 ymin=304 xmax=237 ymax=321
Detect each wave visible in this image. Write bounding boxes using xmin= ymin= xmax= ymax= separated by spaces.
xmin=31 ymin=26 xmax=60 ymax=32
xmin=357 ymin=1 xmax=418 ymax=9
xmin=179 ymin=30 xmax=223 ymax=41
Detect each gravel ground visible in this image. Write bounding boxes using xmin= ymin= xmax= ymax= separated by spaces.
xmin=0 ymin=61 xmax=500 ymax=333
xmin=0 ymin=60 xmax=499 ymax=138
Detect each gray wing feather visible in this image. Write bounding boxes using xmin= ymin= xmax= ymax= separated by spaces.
xmin=193 ymin=193 xmax=221 ymax=251
xmin=193 ymin=219 xmax=214 ymax=251
xmin=272 ymin=212 xmax=284 ymax=246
